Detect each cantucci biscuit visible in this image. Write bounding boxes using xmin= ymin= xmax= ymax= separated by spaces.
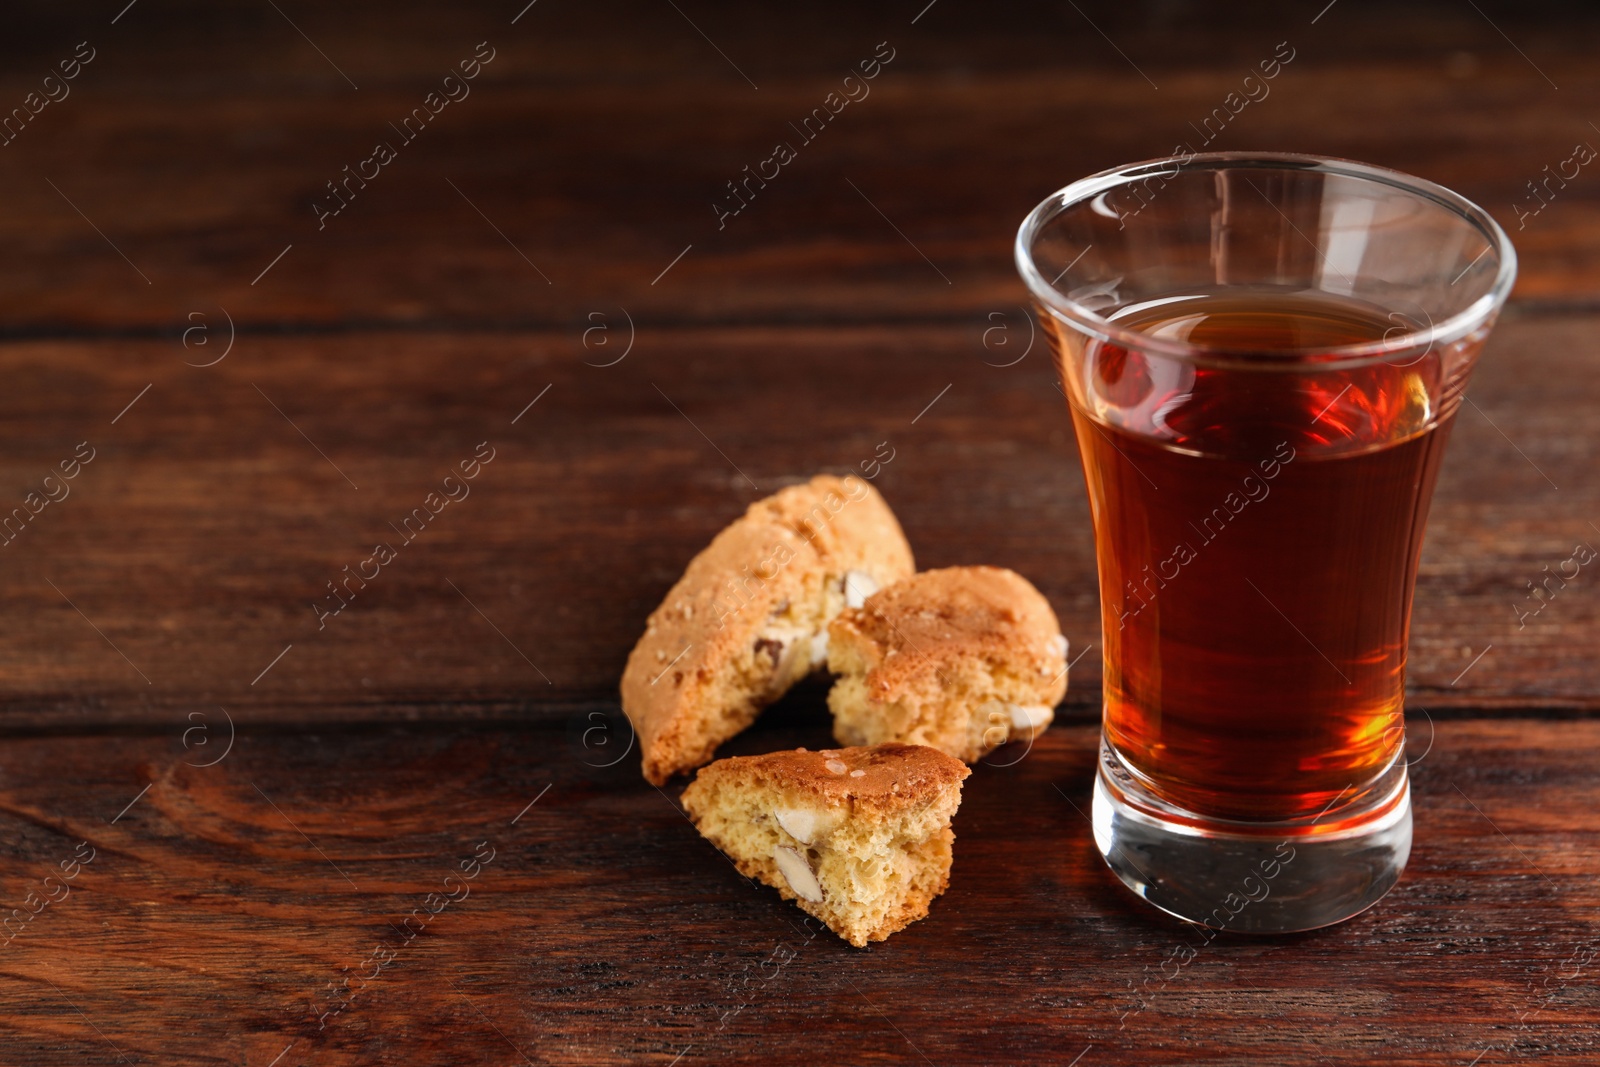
xmin=681 ymin=743 xmax=968 ymax=947
xmin=827 ymin=566 xmax=1068 ymax=763
xmin=621 ymin=475 xmax=914 ymax=785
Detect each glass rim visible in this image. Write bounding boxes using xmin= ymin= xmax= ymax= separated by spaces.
xmin=1015 ymin=151 xmax=1518 ymax=369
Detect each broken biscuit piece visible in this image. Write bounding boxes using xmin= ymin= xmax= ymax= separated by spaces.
xmin=681 ymin=743 xmax=968 ymax=947
xmin=621 ymin=475 xmax=915 ymax=785
xmin=827 ymin=566 xmax=1068 ymax=763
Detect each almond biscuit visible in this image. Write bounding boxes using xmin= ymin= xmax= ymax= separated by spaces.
xmin=621 ymin=475 xmax=915 ymax=785
xmin=681 ymin=743 xmax=968 ymax=946
xmin=827 ymin=565 xmax=1068 ymax=763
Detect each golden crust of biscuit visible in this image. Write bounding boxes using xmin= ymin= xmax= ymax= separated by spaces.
xmin=831 ymin=565 xmax=1064 ymax=694
xmin=684 ymin=742 xmax=970 ymax=816
xmin=621 ymin=475 xmax=914 ymax=785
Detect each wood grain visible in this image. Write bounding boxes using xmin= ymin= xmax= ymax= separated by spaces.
xmin=0 ymin=1 xmax=1595 ymax=334
xmin=0 ymin=714 xmax=1594 ymax=1066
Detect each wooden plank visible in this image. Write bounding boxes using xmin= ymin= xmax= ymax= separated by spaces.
xmin=0 ymin=2 xmax=1595 ymax=331
xmin=0 ymin=311 xmax=1591 ymax=724
xmin=0 ymin=715 xmax=1593 ymax=1065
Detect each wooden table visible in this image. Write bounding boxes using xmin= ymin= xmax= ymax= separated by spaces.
xmin=1 ymin=1 xmax=1597 ymax=1063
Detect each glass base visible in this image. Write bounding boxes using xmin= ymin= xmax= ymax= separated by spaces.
xmin=1091 ymin=738 xmax=1412 ymax=934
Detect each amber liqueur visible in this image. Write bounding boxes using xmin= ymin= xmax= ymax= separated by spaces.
xmin=1061 ymin=289 xmax=1467 ymax=821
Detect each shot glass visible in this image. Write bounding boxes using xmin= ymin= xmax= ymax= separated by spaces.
xmin=1015 ymin=153 xmax=1516 ymax=932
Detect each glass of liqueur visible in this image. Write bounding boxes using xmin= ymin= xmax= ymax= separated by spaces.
xmin=1016 ymin=154 xmax=1516 ymax=932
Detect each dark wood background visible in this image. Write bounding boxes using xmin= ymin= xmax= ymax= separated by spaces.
xmin=0 ymin=0 xmax=1597 ymax=1063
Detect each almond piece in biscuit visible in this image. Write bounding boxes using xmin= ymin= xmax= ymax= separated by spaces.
xmin=621 ymin=475 xmax=915 ymax=785
xmin=826 ymin=566 xmax=1068 ymax=763
xmin=680 ymin=743 xmax=969 ymax=947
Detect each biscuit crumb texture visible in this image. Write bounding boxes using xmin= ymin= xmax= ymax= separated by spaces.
xmin=827 ymin=565 xmax=1068 ymax=763
xmin=681 ymin=744 xmax=968 ymax=947
xmin=622 ymin=475 xmax=914 ymax=785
